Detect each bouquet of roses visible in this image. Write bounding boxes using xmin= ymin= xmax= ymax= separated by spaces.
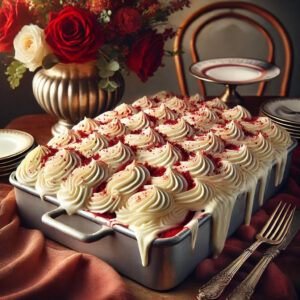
xmin=0 ymin=0 xmax=190 ymax=91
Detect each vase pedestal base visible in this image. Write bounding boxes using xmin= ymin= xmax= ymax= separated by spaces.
xmin=51 ymin=119 xmax=74 ymax=136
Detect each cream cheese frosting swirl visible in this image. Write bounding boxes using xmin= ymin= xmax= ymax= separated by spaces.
xmin=155 ymin=118 xmax=194 ymax=141
xmin=71 ymin=132 xmax=108 ymax=157
xmin=219 ymin=145 xmax=260 ymax=175
xmin=98 ymin=141 xmax=134 ymax=172
xmin=222 ymin=105 xmax=251 ymax=121
xmin=105 ymin=161 xmax=150 ymax=197
xmin=174 ymin=178 xmax=213 ymax=210
xmin=182 ymin=107 xmax=220 ymax=129
xmin=211 ymin=121 xmax=245 ymax=141
xmin=203 ymin=97 xmax=228 ymax=110
xmin=174 ymin=151 xmax=215 ymax=177
xmin=16 ymin=145 xmax=53 ymax=186
xmin=204 ymin=160 xmax=245 ymax=192
xmin=144 ymin=103 xmax=178 ymax=121
xmin=132 ymin=96 xmax=156 ymax=109
xmin=47 ymin=129 xmax=81 ymax=148
xmin=241 ymin=117 xmax=292 ymax=150
xmin=164 ymin=96 xmax=189 ymax=113
xmin=244 ymin=133 xmax=274 ymax=163
xmin=114 ymin=103 xmax=138 ymax=118
xmin=151 ymin=167 xmax=188 ymax=193
xmin=117 ymin=186 xmax=174 ymax=225
xmin=95 ymin=110 xmax=118 ymax=124
xmin=72 ymin=117 xmax=99 ymax=134
xmin=35 ymin=149 xmax=81 ymax=196
xmin=179 ymin=132 xmax=224 ymax=153
xmin=124 ymin=127 xmax=164 ymax=148
xmin=98 ymin=119 xmax=128 ymax=138
xmin=120 ymin=111 xmax=153 ymax=131
xmin=87 ymin=191 xmax=122 ymax=213
xmin=136 ymin=142 xmax=182 ymax=167
xmin=57 ymin=160 xmax=108 ymax=215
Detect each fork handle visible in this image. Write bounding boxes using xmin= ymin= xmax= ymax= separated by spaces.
xmin=197 ymin=240 xmax=261 ymax=299
xmin=227 ymin=249 xmax=280 ymax=300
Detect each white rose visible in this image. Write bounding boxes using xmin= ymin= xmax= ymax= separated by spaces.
xmin=13 ymin=24 xmax=52 ymax=72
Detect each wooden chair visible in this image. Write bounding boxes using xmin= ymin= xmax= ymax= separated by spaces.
xmin=173 ymin=1 xmax=292 ymax=97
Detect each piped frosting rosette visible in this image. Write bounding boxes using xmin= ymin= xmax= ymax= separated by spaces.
xmin=179 ymin=132 xmax=224 ymax=153
xmin=144 ymin=103 xmax=178 ymax=121
xmin=174 ymin=151 xmax=215 ymax=177
xmin=182 ymin=107 xmax=220 ymax=130
xmin=87 ymin=161 xmax=150 ymax=212
xmin=136 ymin=142 xmax=182 ymax=167
xmin=71 ymin=132 xmax=108 ymax=157
xmin=222 ymin=105 xmax=251 ymax=121
xmin=174 ymin=178 xmax=213 ymax=210
xmin=97 ymin=141 xmax=134 ymax=173
xmin=47 ymin=129 xmax=81 ymax=148
xmin=211 ymin=121 xmax=245 ymax=141
xmin=218 ymin=144 xmax=261 ymax=223
xmin=155 ymin=118 xmax=194 ymax=142
xmin=35 ymin=149 xmax=81 ymax=196
xmin=163 ymin=96 xmax=189 ymax=113
xmin=95 ymin=110 xmax=118 ymax=124
xmin=151 ymin=167 xmax=188 ymax=193
xmin=16 ymin=145 xmax=53 ymax=186
xmin=120 ymin=111 xmax=154 ymax=131
xmin=57 ymin=160 xmax=108 ymax=215
xmin=117 ymin=186 xmax=185 ymax=266
xmin=124 ymin=127 xmax=165 ymax=149
xmin=198 ymin=97 xmax=227 ymax=110
xmin=98 ymin=119 xmax=128 ymax=138
xmin=243 ymin=133 xmax=274 ymax=163
xmin=114 ymin=103 xmax=138 ymax=118
xmin=72 ymin=117 xmax=99 ymax=134
xmin=241 ymin=117 xmax=292 ymax=187
xmin=132 ymin=96 xmax=156 ymax=109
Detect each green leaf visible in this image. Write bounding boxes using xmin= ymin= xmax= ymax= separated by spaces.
xmin=109 ymin=80 xmax=119 ymax=89
xmin=99 ymin=68 xmax=114 ymax=78
xmin=97 ymin=56 xmax=108 ymax=69
xmin=107 ymin=60 xmax=120 ymax=72
xmin=5 ymin=60 xmax=26 ymax=89
xmin=42 ymin=54 xmax=59 ymax=69
xmin=99 ymin=79 xmax=109 ymax=89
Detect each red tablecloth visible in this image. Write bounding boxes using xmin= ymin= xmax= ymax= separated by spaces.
xmin=0 ymin=184 xmax=134 ymax=300
xmin=195 ymin=144 xmax=300 ymax=300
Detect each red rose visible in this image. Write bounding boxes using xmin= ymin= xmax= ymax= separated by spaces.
xmin=114 ymin=8 xmax=142 ymax=34
xmin=127 ymin=31 xmax=164 ymax=82
xmin=45 ymin=6 xmax=104 ymax=63
xmin=0 ymin=0 xmax=32 ymax=52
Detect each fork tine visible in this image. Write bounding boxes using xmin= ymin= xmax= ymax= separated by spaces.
xmin=263 ymin=202 xmax=286 ymax=238
xmin=269 ymin=203 xmax=291 ymax=239
xmin=259 ymin=201 xmax=282 ymax=236
xmin=275 ymin=206 xmax=296 ymax=242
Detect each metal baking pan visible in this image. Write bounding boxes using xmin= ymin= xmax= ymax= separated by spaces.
xmin=9 ymin=140 xmax=297 ymax=291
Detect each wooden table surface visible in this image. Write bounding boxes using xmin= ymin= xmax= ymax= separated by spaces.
xmin=1 ymin=96 xmax=279 ymax=298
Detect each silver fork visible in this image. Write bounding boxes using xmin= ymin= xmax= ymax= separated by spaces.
xmin=197 ymin=202 xmax=295 ymax=300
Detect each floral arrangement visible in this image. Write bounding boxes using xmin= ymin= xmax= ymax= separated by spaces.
xmin=0 ymin=0 xmax=190 ymax=91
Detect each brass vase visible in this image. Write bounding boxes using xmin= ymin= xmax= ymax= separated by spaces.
xmin=32 ymin=61 xmax=124 ymax=136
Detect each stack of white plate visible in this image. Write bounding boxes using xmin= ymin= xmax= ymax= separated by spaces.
xmin=0 ymin=129 xmax=35 ymax=177
xmin=260 ymin=98 xmax=300 ymax=140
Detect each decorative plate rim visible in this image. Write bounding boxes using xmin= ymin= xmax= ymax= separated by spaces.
xmin=189 ymin=58 xmax=280 ymax=85
xmin=0 ymin=129 xmax=34 ymax=161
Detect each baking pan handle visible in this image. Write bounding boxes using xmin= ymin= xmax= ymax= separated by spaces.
xmin=41 ymin=207 xmax=114 ymax=243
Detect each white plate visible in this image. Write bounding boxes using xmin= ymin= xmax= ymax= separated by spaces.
xmin=190 ymin=58 xmax=280 ymax=84
xmin=261 ymin=98 xmax=300 ymax=125
xmin=0 ymin=130 xmax=34 ymax=161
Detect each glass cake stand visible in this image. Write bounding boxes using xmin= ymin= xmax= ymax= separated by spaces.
xmin=189 ymin=58 xmax=280 ymax=107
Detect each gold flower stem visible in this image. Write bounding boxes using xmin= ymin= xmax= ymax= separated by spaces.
xmin=197 ymin=240 xmax=261 ymax=300
xmin=227 ymin=250 xmax=280 ymax=300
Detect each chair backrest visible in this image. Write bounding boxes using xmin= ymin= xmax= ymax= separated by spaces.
xmin=173 ymin=1 xmax=292 ymax=97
